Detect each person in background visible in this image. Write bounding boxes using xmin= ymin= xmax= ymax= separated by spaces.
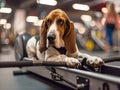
xmin=102 ymin=2 xmax=119 ymax=52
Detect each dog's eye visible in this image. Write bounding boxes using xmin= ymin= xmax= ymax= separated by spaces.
xmin=46 ymin=19 xmax=51 ymax=26
xmin=57 ymin=19 xmax=64 ymax=25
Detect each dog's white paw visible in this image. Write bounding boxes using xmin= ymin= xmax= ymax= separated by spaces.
xmin=86 ymin=56 xmax=104 ymax=67
xmin=65 ymin=58 xmax=81 ymax=68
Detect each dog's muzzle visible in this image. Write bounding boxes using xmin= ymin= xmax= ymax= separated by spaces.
xmin=47 ymin=32 xmax=56 ymax=44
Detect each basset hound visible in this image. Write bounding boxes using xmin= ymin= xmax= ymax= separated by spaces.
xmin=26 ymin=9 xmax=104 ymax=67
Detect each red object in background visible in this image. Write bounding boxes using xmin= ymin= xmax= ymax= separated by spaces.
xmin=91 ymin=2 xmax=106 ymax=11
xmin=118 ymin=17 xmax=120 ymax=29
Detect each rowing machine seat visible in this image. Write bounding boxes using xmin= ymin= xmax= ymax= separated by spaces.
xmin=14 ymin=33 xmax=32 ymax=61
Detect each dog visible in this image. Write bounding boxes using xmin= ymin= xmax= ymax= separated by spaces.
xmin=26 ymin=9 xmax=104 ymax=67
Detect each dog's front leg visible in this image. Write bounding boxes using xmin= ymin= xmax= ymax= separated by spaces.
xmin=27 ymin=51 xmax=37 ymax=60
xmin=45 ymin=47 xmax=81 ymax=68
xmin=46 ymin=54 xmax=81 ymax=68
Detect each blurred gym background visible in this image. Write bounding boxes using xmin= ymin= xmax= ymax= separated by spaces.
xmin=0 ymin=0 xmax=120 ymax=60
xmin=0 ymin=0 xmax=120 ymax=90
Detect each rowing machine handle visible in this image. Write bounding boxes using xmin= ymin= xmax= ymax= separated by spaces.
xmin=0 ymin=61 xmax=33 ymax=68
xmin=0 ymin=59 xmax=67 ymax=68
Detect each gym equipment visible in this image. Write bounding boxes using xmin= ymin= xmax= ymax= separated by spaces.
xmin=1 ymin=32 xmax=119 ymax=90
xmin=76 ymin=27 xmax=105 ymax=51
xmin=14 ymin=33 xmax=32 ymax=61
xmin=0 ymin=57 xmax=120 ymax=90
xmin=90 ymin=29 xmax=105 ymax=51
xmin=0 ymin=58 xmax=68 ymax=68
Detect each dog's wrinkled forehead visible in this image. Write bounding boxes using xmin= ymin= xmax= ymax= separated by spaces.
xmin=46 ymin=9 xmax=69 ymax=22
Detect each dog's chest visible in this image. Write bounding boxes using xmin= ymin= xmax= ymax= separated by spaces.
xmin=53 ymin=46 xmax=66 ymax=54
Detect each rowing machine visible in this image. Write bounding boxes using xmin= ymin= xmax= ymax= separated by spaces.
xmin=11 ymin=33 xmax=120 ymax=90
xmin=0 ymin=57 xmax=120 ymax=90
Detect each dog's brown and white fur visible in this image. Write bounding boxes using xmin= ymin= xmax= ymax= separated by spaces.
xmin=26 ymin=9 xmax=104 ymax=67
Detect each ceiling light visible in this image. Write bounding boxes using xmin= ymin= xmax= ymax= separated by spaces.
xmin=3 ymin=23 xmax=11 ymax=29
xmin=0 ymin=19 xmax=7 ymax=25
xmin=81 ymin=15 xmax=92 ymax=22
xmin=0 ymin=7 xmax=12 ymax=13
xmin=34 ymin=19 xmax=43 ymax=26
xmin=72 ymin=3 xmax=90 ymax=11
xmin=101 ymin=7 xmax=108 ymax=13
xmin=37 ymin=0 xmax=57 ymax=6
xmin=74 ymin=22 xmax=86 ymax=34
xmin=26 ymin=16 xmax=38 ymax=23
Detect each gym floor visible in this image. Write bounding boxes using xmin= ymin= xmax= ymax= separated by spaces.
xmin=0 ymin=46 xmax=120 ymax=90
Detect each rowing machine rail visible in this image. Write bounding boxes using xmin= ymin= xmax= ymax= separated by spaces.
xmin=0 ymin=57 xmax=120 ymax=90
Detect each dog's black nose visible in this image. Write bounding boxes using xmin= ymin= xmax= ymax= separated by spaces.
xmin=47 ymin=32 xmax=56 ymax=43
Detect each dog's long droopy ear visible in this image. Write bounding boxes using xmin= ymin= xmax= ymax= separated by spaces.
xmin=63 ymin=20 xmax=77 ymax=55
xmin=39 ymin=19 xmax=47 ymax=53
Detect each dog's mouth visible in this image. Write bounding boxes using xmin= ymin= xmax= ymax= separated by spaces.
xmin=47 ymin=40 xmax=55 ymax=48
xmin=47 ymin=37 xmax=55 ymax=48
